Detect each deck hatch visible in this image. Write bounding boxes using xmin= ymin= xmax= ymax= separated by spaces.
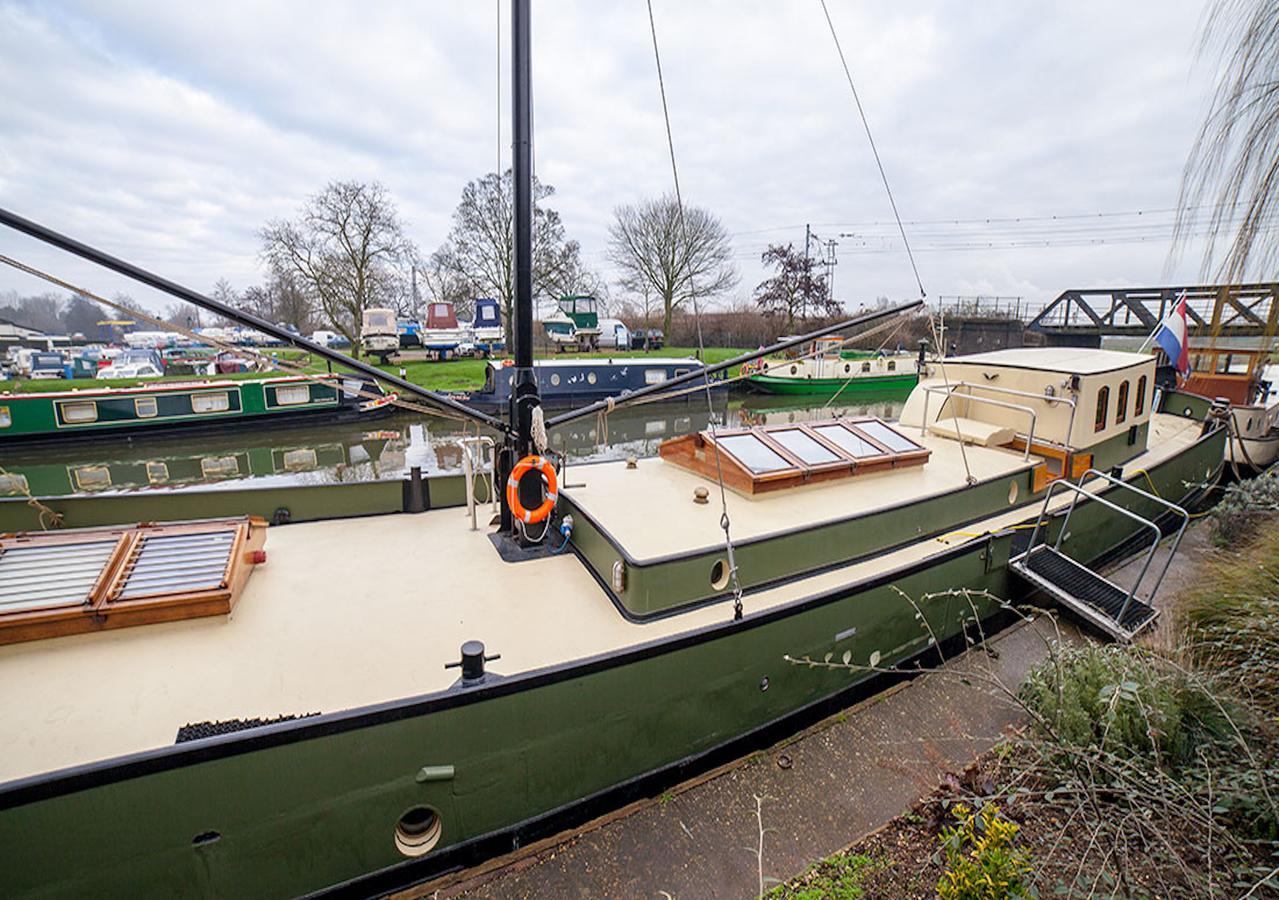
xmin=659 ymin=416 xmax=931 ymax=495
xmin=0 ymin=517 xmax=266 ymax=645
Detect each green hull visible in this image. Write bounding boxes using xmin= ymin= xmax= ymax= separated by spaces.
xmin=0 ymin=423 xmax=1226 ymax=897
xmin=748 ymin=372 xmax=919 ymax=395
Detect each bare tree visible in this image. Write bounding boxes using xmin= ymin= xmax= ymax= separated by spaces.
xmin=431 ymin=170 xmax=594 ymax=344
xmin=753 ymin=243 xmax=836 ymax=331
xmin=240 ymin=271 xmax=315 ymax=333
xmin=607 ymin=194 xmax=738 ymax=336
xmin=261 ymin=181 xmax=417 ymax=353
xmin=1176 ymin=0 xmax=1279 ymax=282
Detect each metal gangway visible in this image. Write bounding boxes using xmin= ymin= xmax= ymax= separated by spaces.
xmin=1009 ymin=469 xmax=1190 ymax=642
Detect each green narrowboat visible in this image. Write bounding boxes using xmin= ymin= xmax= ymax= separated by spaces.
xmin=0 ymin=374 xmax=395 ymax=446
xmin=747 ymin=337 xmax=920 ymax=395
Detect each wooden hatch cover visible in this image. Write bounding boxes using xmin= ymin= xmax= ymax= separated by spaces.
xmin=0 ymin=516 xmax=267 ymax=645
xmin=659 ymin=416 xmax=930 ymax=495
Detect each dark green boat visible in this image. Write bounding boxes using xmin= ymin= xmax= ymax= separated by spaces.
xmin=0 ymin=374 xmax=395 ymax=446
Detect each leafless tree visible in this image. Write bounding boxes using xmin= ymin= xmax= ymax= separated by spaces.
xmin=261 ymin=181 xmax=417 ymax=353
xmin=607 ymin=194 xmax=738 ymax=337
xmin=753 ymin=243 xmax=836 ymax=331
xmin=1175 ymin=0 xmax=1279 ymax=283
xmin=431 ymin=170 xmax=595 ymax=344
xmin=240 ymin=271 xmax=315 ymax=334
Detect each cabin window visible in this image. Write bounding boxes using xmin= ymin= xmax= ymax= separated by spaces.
xmin=145 ymin=461 xmax=169 ymax=484
xmin=717 ymin=434 xmax=792 ymax=473
xmin=60 ymin=400 xmax=98 ymax=424
xmin=0 ymin=406 xmax=9 ymax=428
xmin=73 ymin=466 xmax=112 ymax=491
xmin=192 ymin=392 xmax=231 ymax=414
xmin=1115 ymin=381 xmax=1129 ymax=424
xmin=201 ymin=456 xmax=240 ymax=478
xmin=274 ymin=384 xmax=311 ymax=406
xmin=432 ymin=303 xmax=449 ymax=316
xmin=660 ymin=417 xmax=930 ymax=495
xmin=770 ymin=428 xmax=841 ymax=465
xmin=1094 ymin=385 xmax=1110 ymax=433
xmin=0 ymin=472 xmax=29 ymax=495
xmin=811 ymin=423 xmax=883 ymax=458
xmin=549 ymin=373 xmax=561 ymax=386
xmin=887 ymin=360 xmax=896 ymax=371
xmin=135 ymin=397 xmax=158 ymax=418
xmin=856 ymin=419 xmax=923 ymax=453
xmin=860 ymin=361 xmax=871 ymax=373
xmin=282 ymin=448 xmax=318 ymax=471
xmin=1135 ymin=375 xmax=1147 ymax=416
xmin=587 ymin=372 xmax=598 ymax=385
xmin=644 ymin=369 xmax=668 ymax=385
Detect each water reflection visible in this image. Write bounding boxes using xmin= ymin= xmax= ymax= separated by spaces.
xmin=0 ymin=390 xmax=910 ymax=499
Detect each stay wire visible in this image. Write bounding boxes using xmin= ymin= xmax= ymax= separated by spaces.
xmin=646 ymin=0 xmax=744 ymax=621
xmin=819 ymin=0 xmax=926 ymax=298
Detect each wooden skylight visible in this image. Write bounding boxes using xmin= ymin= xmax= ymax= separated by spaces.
xmin=0 ymin=517 xmax=267 ymax=644
xmin=658 ymin=416 xmax=930 ymax=495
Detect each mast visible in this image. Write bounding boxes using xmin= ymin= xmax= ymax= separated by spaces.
xmin=510 ymin=0 xmax=539 ymax=456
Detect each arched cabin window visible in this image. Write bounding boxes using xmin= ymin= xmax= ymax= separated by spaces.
xmin=1094 ymin=385 xmax=1110 ymax=433
xmin=887 ymin=360 xmax=896 ymax=371
xmin=1134 ymin=375 xmax=1147 ymax=416
xmin=1115 ymin=381 xmax=1129 ymax=424
xmin=860 ymin=361 xmax=871 ymax=373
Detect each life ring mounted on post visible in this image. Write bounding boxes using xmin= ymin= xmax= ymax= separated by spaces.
xmin=506 ymin=454 xmax=558 ymax=524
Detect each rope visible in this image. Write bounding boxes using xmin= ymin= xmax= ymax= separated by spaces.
xmin=530 ymin=404 xmax=549 ymax=454
xmin=0 ymin=254 xmax=475 ymax=426
xmin=928 ymin=310 xmax=976 ymax=485
xmin=819 ymin=0 xmax=926 ymax=298
xmin=0 ymin=464 xmax=64 ymax=530
xmin=647 ymin=0 xmax=744 ymax=621
xmin=821 ymin=314 xmax=912 ymax=411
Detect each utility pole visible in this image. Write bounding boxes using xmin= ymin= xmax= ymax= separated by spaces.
xmin=823 ymin=238 xmax=839 ymax=308
xmin=803 ymin=224 xmax=811 ymax=321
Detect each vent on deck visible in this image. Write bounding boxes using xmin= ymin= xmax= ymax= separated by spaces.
xmin=0 ymin=539 xmax=118 ymax=613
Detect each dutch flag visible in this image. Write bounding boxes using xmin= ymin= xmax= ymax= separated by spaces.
xmin=1152 ymin=293 xmax=1190 ymax=376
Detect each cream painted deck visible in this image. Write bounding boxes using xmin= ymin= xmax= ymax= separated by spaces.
xmin=565 ymin=431 xmax=1034 ymax=561
xmin=0 ymin=412 xmax=1204 ymax=782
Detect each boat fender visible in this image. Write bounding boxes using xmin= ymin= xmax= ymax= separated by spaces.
xmin=506 ymin=454 xmax=558 ymax=524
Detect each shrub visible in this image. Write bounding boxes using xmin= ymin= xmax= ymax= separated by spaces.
xmin=1210 ymin=468 xmax=1279 ymax=546
xmin=1018 ymin=643 xmax=1231 ymax=770
xmin=936 ymin=803 xmax=1034 ymax=899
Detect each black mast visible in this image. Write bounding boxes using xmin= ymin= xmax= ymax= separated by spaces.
xmin=498 ymin=0 xmax=542 ymax=537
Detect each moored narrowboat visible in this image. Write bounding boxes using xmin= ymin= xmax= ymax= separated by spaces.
xmin=0 ymin=374 xmax=395 ymax=445
xmin=459 ymin=356 xmax=727 ymax=408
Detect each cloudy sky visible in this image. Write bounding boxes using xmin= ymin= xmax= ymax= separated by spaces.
xmin=0 ymin=1 xmax=1228 ymax=318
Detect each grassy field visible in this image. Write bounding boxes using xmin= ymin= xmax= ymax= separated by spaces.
xmin=0 ymin=347 xmax=751 ymax=395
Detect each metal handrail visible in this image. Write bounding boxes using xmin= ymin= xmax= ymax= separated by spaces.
xmin=921 ymin=385 xmax=1038 ymax=460
xmin=460 ymin=436 xmax=497 ymax=531
xmin=946 ymin=381 xmax=1079 ymax=450
xmin=1073 ymin=468 xmax=1190 ymax=608
xmin=1021 ymin=470 xmax=1184 ymax=626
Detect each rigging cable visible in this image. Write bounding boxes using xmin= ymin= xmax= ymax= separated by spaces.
xmin=819 ymin=0 xmax=926 ymax=298
xmin=645 ymin=0 xmax=745 ymax=621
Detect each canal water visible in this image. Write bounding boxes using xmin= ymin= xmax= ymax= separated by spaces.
xmin=1 ymin=391 xmax=910 ymax=499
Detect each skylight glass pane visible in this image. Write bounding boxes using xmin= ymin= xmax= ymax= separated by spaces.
xmin=770 ymin=429 xmax=840 ymax=465
xmin=717 ymin=434 xmax=792 ymax=473
xmin=854 ymin=420 xmax=921 ymax=453
xmin=812 ymin=424 xmax=883 ymax=458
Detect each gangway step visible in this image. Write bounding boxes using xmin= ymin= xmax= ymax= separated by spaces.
xmin=1012 ymin=545 xmax=1158 ymax=641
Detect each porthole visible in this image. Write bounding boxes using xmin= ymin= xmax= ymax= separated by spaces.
xmin=789 ymin=365 xmax=798 ymax=375
xmin=587 ymin=372 xmax=597 ymax=385
xmin=843 ymin=363 xmax=851 ymax=373
xmin=1007 ymin=481 xmax=1019 ymax=505
xmin=394 ymin=806 xmax=442 ymax=858
xmin=550 ymin=373 xmax=561 ymax=386
xmin=710 ymin=558 xmax=730 ymax=591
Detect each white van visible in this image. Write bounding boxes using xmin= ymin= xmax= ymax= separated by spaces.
xmin=597 ymin=318 xmax=631 ymax=350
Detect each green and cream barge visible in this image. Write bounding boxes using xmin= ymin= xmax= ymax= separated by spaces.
xmin=0 ymin=346 xmax=1226 ymax=897
xmin=746 ymin=337 xmax=920 ymax=395
xmin=0 ymin=374 xmax=394 ymax=445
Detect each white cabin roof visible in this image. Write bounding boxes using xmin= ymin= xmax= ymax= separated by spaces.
xmin=947 ymin=347 xmax=1152 ymax=375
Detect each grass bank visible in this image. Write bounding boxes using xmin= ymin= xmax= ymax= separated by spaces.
xmin=771 ymin=507 xmax=1279 ymax=898
xmin=1 ymin=347 xmax=749 ymax=395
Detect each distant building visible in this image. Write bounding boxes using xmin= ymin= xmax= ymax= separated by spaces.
xmin=0 ymin=317 xmax=70 ymax=352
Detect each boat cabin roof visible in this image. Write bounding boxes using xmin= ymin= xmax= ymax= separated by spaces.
xmin=484 ymin=356 xmax=702 ymax=370
xmin=949 ymin=348 xmax=1152 ymax=375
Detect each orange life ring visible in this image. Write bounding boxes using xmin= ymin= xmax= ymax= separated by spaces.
xmin=506 ymin=455 xmax=558 ymax=524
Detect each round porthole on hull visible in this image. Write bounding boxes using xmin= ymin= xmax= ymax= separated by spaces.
xmin=395 ymin=806 xmax=442 ymax=858
xmin=710 ymin=558 xmax=730 ymax=591
xmin=1007 ymin=481 xmax=1019 ymax=504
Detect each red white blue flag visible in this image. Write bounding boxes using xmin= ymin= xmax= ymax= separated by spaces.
xmin=1153 ymin=294 xmax=1190 ymax=376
